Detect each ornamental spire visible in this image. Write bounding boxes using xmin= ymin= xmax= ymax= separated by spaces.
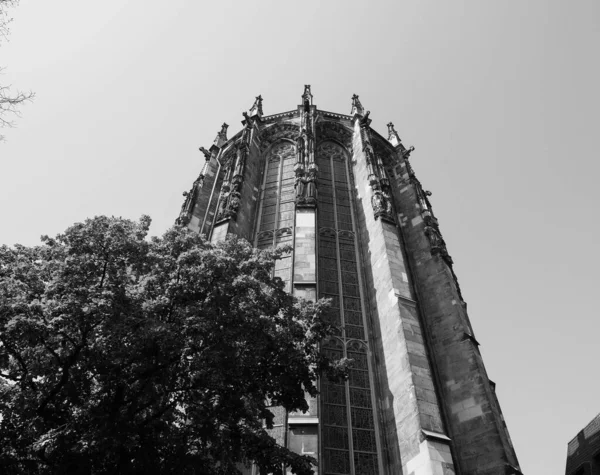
xmin=387 ymin=122 xmax=402 ymax=147
xmin=248 ymin=95 xmax=263 ymax=119
xmin=213 ymin=123 xmax=228 ymax=148
xmin=302 ymin=85 xmax=313 ymax=107
xmin=351 ymin=94 xmax=365 ymax=117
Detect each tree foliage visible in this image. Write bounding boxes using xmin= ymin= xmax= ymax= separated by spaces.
xmin=0 ymin=0 xmax=34 ymax=141
xmin=0 ymin=216 xmax=340 ymax=474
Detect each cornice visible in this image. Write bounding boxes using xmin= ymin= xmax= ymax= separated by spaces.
xmin=318 ymin=109 xmax=353 ymax=121
xmin=262 ymin=110 xmax=298 ymax=123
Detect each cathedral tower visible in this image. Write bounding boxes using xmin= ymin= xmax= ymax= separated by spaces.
xmin=177 ymin=88 xmax=522 ymax=475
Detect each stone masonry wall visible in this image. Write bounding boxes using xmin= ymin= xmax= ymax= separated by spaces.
xmin=350 ymin=119 xmax=454 ymax=475
xmin=389 ymin=149 xmax=520 ymax=475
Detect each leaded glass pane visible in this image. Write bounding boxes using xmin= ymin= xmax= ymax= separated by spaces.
xmin=351 ymin=407 xmax=374 ymax=429
xmin=324 ymin=383 xmax=347 ymax=406
xmin=345 ymin=324 xmax=365 ymax=340
xmin=341 ymin=272 xmax=358 ymax=287
xmin=320 ymin=268 xmax=339 ymax=283
xmin=340 ymin=259 xmax=357 ymax=272
xmin=324 ymin=449 xmax=351 ymax=475
xmin=342 ymin=283 xmax=360 ymax=298
xmin=349 ymin=370 xmax=370 ymax=389
xmin=321 ymin=280 xmax=339 ymax=294
xmin=353 ymin=429 xmax=377 ymax=453
xmin=344 ymin=310 xmax=363 ymax=326
xmin=350 ymin=388 xmax=372 ymax=408
xmin=343 ymin=297 xmax=361 ymax=312
xmin=324 ymin=404 xmax=348 ymax=426
xmin=324 ymin=426 xmax=349 ymax=450
xmin=354 ymin=451 xmax=378 ymax=474
xmin=347 ymin=352 xmax=368 ymax=371
xmin=320 ymin=257 xmax=338 ymax=270
xmin=339 ymin=243 xmax=356 ymax=262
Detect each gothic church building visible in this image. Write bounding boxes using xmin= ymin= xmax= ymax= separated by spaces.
xmin=177 ymin=87 xmax=522 ymax=475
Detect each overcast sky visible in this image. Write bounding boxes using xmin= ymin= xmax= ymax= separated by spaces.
xmin=2 ymin=1 xmax=600 ymax=473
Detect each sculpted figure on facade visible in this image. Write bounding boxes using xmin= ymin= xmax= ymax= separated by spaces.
xmin=217 ymin=106 xmax=256 ymax=222
xmin=371 ymin=189 xmax=387 ymax=218
xmin=370 ymin=185 xmax=394 ymax=222
xmin=354 ymin=95 xmax=395 ymax=223
xmin=296 ymin=164 xmax=317 ymax=207
xmin=177 ymin=190 xmax=193 ymax=226
xmin=215 ymin=187 xmax=230 ymax=222
xmin=424 ymin=220 xmax=453 ymax=265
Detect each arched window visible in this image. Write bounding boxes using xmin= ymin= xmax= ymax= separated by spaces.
xmin=317 ymin=141 xmax=380 ymax=474
xmin=255 ymin=140 xmax=296 ymax=290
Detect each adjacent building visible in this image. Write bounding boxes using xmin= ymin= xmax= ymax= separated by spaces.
xmin=566 ymin=413 xmax=600 ymax=475
xmin=177 ymin=87 xmax=522 ymax=475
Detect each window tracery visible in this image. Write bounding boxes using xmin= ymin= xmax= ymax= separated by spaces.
xmin=317 ymin=140 xmax=380 ymax=474
xmin=256 ymin=141 xmax=296 ymax=291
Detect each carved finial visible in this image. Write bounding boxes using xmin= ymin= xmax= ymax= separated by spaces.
xmin=351 ymin=94 xmax=365 ymax=117
xmin=214 ymin=123 xmax=228 ymax=147
xmin=249 ymin=95 xmax=263 ymax=118
xmin=199 ymin=146 xmax=211 ymax=160
xmin=302 ymin=85 xmax=313 ymax=106
xmin=387 ymin=122 xmax=402 ymax=147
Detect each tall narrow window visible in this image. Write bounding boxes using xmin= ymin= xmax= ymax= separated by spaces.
xmin=256 ymin=141 xmax=296 ymax=290
xmin=317 ymin=141 xmax=379 ymax=474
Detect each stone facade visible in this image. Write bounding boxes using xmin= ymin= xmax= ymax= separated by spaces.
xmin=566 ymin=414 xmax=600 ymax=475
xmin=177 ymin=88 xmax=522 ymax=475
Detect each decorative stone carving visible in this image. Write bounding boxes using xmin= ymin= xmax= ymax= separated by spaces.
xmin=371 ymin=188 xmax=393 ymax=221
xmin=302 ymin=85 xmax=313 ymax=106
xmin=315 ymin=121 xmax=352 ymax=149
xmin=293 ymin=85 xmax=317 ymax=208
xmin=319 ymin=227 xmax=336 ymax=238
xmin=199 ymin=146 xmax=211 ymax=160
xmin=359 ymin=110 xmax=371 ymax=126
xmin=214 ymin=123 xmax=228 ymax=148
xmin=295 ymin=163 xmax=318 ymax=207
xmin=356 ymin=106 xmax=395 ymax=223
xmin=227 ymin=190 xmax=241 ymax=215
xmin=424 ymin=219 xmax=451 ymax=263
xmin=387 ymin=122 xmax=402 ymax=147
xmin=259 ymin=123 xmax=299 ymax=151
xmin=248 ymin=94 xmax=263 ymax=119
xmin=351 ymin=94 xmax=365 ymax=117
xmin=372 ymin=133 xmax=397 ymax=169
xmin=177 ymin=173 xmax=204 ymax=226
xmin=403 ymin=145 xmax=415 ymax=159
xmin=215 ymin=189 xmax=230 ymax=221
xmin=404 ymin=151 xmax=457 ymax=273
xmin=216 ymin=109 xmax=255 ymax=222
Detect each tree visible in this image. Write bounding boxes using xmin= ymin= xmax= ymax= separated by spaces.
xmin=1 ymin=0 xmax=34 ymax=141
xmin=0 ymin=216 xmax=341 ymax=474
